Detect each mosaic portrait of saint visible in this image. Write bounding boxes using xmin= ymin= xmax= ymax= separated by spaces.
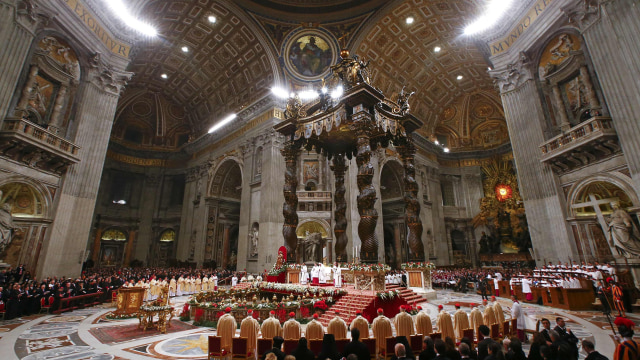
xmin=288 ymin=35 xmax=333 ymax=78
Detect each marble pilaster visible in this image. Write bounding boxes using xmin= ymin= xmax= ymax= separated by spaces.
xmin=0 ymin=0 xmax=40 ymax=121
xmin=37 ymin=62 xmax=132 ymax=278
xmin=133 ymin=174 xmax=162 ymax=263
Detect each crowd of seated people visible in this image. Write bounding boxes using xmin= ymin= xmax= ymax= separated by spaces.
xmin=0 ymin=265 xmax=247 ymax=319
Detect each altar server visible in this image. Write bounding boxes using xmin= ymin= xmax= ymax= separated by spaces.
xmin=232 ymin=273 xmax=238 ymax=287
xmin=372 ymin=308 xmax=393 ymax=356
xmin=218 ymin=307 xmax=238 ymax=352
xmin=283 ymin=312 xmax=302 ymax=340
xmin=510 ymin=295 xmax=526 ymax=341
xmin=350 ymin=310 xmax=370 ymax=338
xmin=333 ymin=263 xmax=342 ymax=288
xmin=311 ymin=264 xmax=320 ymax=285
xmin=453 ymin=303 xmax=470 ymax=341
xmin=261 ymin=310 xmax=283 ymax=339
xmin=394 ymin=305 xmax=415 ymax=337
xmin=415 ymin=306 xmax=432 ymax=336
xmin=305 ymin=313 xmax=325 ymax=340
xmin=212 ymin=274 xmax=218 ymax=291
xmin=241 ymin=309 xmax=260 ymax=357
xmin=328 ymin=310 xmax=348 ymax=339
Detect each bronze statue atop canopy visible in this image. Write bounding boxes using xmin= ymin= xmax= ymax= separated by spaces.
xmin=274 ymin=49 xmax=425 ymax=264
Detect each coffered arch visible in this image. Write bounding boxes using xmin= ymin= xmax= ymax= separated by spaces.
xmin=125 ymin=0 xmax=283 ymax=130
xmin=352 ymin=0 xmax=497 ymax=133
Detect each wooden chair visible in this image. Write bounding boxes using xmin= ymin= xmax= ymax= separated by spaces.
xmin=490 ymin=323 xmax=500 ymax=340
xmin=511 ymin=319 xmax=517 ymax=335
xmin=232 ymin=337 xmax=250 ymax=360
xmin=335 ymin=338 xmax=350 ymax=354
xmin=409 ymin=335 xmax=422 ymax=356
xmin=283 ymin=339 xmax=298 ymax=355
xmin=385 ymin=337 xmax=397 ymax=360
xmin=111 ymin=291 xmax=118 ymax=303
xmin=462 ymin=329 xmax=474 ymax=345
xmin=208 ymin=336 xmax=222 ymax=360
xmin=361 ymin=338 xmax=377 ymax=360
xmin=0 ymin=301 xmax=5 ymax=320
xmin=309 ymin=339 xmax=323 ymax=356
xmin=429 ymin=332 xmax=442 ymax=341
xmin=477 ymin=330 xmax=484 ymax=342
xmin=40 ymin=296 xmax=52 ymax=313
xmin=257 ymin=338 xmax=273 ymax=359
xmin=502 ymin=321 xmax=510 ymax=338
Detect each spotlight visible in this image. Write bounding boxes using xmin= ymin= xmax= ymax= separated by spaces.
xmin=270 ymin=87 xmax=290 ymax=99
xmin=102 ymin=0 xmax=157 ymax=36
xmin=406 ymin=17 xmax=414 ymax=24
xmin=434 ymin=140 xmax=439 ymax=145
xmin=434 ymin=46 xmax=441 ymax=53
xmin=464 ymin=0 xmax=514 ymax=35
xmin=208 ymin=113 xmax=237 ymax=134
xmin=160 ymin=73 xmax=168 ymax=79
xmin=331 ymin=85 xmax=344 ymax=99
xmin=457 ymin=75 xmax=463 ymax=80
xmin=299 ymin=90 xmax=319 ymax=100
xmin=208 ymin=15 xmax=217 ymax=23
xmin=181 ymin=46 xmax=189 ymax=53
xmin=444 ymin=147 xmax=450 ymax=153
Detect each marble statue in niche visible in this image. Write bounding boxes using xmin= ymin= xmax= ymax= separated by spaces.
xmin=608 ymin=202 xmax=640 ymax=258
xmin=0 ymin=191 xmax=15 ymax=255
xmin=303 ymin=231 xmax=324 ymax=263
xmin=249 ymin=222 xmax=259 ymax=258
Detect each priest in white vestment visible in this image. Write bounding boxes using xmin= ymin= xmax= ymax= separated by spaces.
xmin=318 ymin=263 xmax=327 ymax=284
xmin=301 ymin=264 xmax=308 ymax=284
xmin=333 ymin=264 xmax=342 ymax=288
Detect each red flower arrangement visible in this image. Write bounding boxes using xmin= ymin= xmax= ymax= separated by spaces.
xmin=180 ymin=303 xmax=190 ymax=317
xmin=195 ymin=308 xmax=205 ymax=322
xmin=314 ymin=300 xmax=328 ymax=310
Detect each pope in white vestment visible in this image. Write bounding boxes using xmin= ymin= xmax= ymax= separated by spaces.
xmin=301 ymin=264 xmax=308 ymax=284
xmin=319 ymin=264 xmax=327 ymax=284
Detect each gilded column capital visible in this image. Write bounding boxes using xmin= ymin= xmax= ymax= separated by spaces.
xmin=490 ymin=52 xmax=534 ymax=93
xmin=561 ymin=0 xmax=612 ymax=33
xmin=87 ymin=52 xmax=133 ymax=96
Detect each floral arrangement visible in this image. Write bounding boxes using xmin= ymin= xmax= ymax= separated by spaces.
xmin=105 ymin=312 xmax=138 ymax=320
xmin=140 ymin=304 xmax=173 ymax=312
xmin=261 ymin=282 xmax=347 ymax=297
xmin=376 ymin=289 xmax=400 ymax=300
xmin=313 ymin=300 xmax=328 ymax=310
xmin=268 ymin=264 xmax=286 ymax=276
xmin=401 ymin=262 xmax=436 ymax=270
xmin=347 ymin=263 xmax=391 ymax=272
xmin=286 ymin=263 xmax=305 ymax=270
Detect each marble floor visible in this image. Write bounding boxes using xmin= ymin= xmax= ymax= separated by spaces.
xmin=0 ymin=288 xmax=625 ymax=359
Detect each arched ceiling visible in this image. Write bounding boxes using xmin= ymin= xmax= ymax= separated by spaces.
xmin=115 ymin=0 xmax=504 ymax=152
xmin=355 ymin=0 xmax=496 ymax=133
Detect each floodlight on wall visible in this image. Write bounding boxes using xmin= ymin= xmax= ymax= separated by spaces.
xmin=208 ymin=15 xmax=217 ymax=23
xmin=464 ymin=0 xmax=513 ymax=35
xmin=271 ymin=87 xmax=290 ymax=99
xmin=330 ymin=85 xmax=344 ymax=99
xmin=208 ymin=113 xmax=237 ymax=134
xmin=112 ymin=200 xmax=127 ymax=205
xmin=298 ymin=90 xmax=319 ymax=100
xmin=103 ymin=0 xmax=157 ymax=36
xmin=434 ymin=46 xmax=441 ymax=53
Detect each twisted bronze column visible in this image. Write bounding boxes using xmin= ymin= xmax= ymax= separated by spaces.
xmin=331 ymin=155 xmax=348 ymax=262
xmin=398 ymin=140 xmax=425 ymax=261
xmin=281 ymin=141 xmax=300 ymax=262
xmin=355 ymin=122 xmax=378 ymax=262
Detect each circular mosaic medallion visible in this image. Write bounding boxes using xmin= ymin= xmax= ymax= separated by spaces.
xmin=283 ymin=29 xmax=338 ymax=81
xmin=155 ymin=333 xmax=216 ymax=358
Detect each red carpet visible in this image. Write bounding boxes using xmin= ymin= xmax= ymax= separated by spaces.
xmin=89 ymin=320 xmax=197 ymax=344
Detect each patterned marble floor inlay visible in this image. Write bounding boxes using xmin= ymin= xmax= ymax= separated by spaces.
xmin=0 ymin=289 xmax=621 ymax=359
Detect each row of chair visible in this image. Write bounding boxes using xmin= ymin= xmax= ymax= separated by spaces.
xmin=206 ymin=319 xmax=517 ymax=360
xmin=0 ymin=296 xmax=55 ymax=320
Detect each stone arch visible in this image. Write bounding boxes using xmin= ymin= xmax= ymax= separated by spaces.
xmin=0 ymin=177 xmax=52 ymax=219
xmin=566 ymin=172 xmax=640 ymax=217
xmin=380 ymin=158 xmax=404 ymax=200
xmin=208 ymin=158 xmax=244 ymax=198
xmin=296 ymin=218 xmax=331 ymax=238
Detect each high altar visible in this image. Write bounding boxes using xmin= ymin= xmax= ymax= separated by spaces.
xmin=274 ymin=48 xmax=426 ymax=265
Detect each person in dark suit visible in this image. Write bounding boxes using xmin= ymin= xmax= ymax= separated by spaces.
xmin=316 ymin=333 xmax=341 ymax=360
xmin=539 ymin=319 xmax=552 ymax=345
xmin=343 ymin=329 xmax=370 ymax=360
xmin=553 ymin=317 xmax=578 ymax=359
xmin=395 ymin=343 xmax=410 ymax=360
xmin=262 ymin=336 xmax=285 ymax=360
xmin=582 ymin=340 xmax=608 ymax=360
xmin=291 ymin=337 xmax=316 ymax=360
xmin=477 ymin=325 xmax=495 ymax=360
xmin=434 ymin=339 xmax=451 ymax=360
xmin=419 ymin=337 xmax=437 ymax=360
